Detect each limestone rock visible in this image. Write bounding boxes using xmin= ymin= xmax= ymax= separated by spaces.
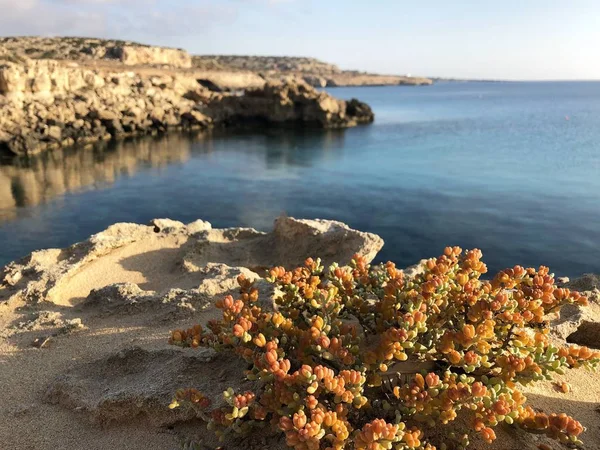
xmin=1 ymin=59 xmax=369 ymax=155
xmin=112 ymin=45 xmax=192 ymax=69
xmin=82 ymin=267 xmax=247 ymax=319
xmin=204 ymin=80 xmax=375 ymax=129
xmin=183 ymin=215 xmax=384 ymax=271
xmin=271 ymin=216 xmax=383 ymax=266
xmin=566 ymin=273 xmax=600 ymax=293
xmin=346 ymin=98 xmax=375 ymax=122
xmin=0 ymin=37 xmax=192 ymax=69
xmin=1 ymin=216 xmax=383 ymax=307
xmin=193 ymin=70 xmax=266 ymax=91
xmin=401 ymin=259 xmax=428 ymax=279
xmin=549 ymin=274 xmax=600 ymax=346
xmin=0 ymin=222 xmax=166 ymax=304
xmin=567 ymin=321 xmax=600 ymax=349
xmin=302 ymin=74 xmax=328 ymax=88
xmin=550 ymin=303 xmax=590 ymax=341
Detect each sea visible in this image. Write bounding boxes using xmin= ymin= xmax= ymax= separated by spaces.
xmin=1 ymin=81 xmax=600 ymax=277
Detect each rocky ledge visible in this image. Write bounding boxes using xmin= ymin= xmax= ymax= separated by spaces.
xmin=193 ymin=55 xmax=433 ymax=87
xmin=0 ymin=59 xmax=373 ymax=156
xmin=1 ymin=217 xmax=599 ymax=450
xmin=0 ymin=216 xmax=383 ymax=449
xmin=0 ymin=36 xmax=192 ymax=68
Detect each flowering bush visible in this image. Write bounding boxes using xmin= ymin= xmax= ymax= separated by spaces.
xmin=169 ymin=248 xmax=599 ymax=449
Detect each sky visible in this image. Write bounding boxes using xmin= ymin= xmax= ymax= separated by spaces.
xmin=1 ymin=0 xmax=599 ymax=80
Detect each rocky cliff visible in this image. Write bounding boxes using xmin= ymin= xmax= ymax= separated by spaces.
xmin=193 ymin=55 xmax=342 ymax=74
xmin=0 ymin=36 xmax=191 ymax=68
xmin=1 ymin=37 xmax=432 ymax=88
xmin=203 ymin=80 xmax=374 ymax=128
xmin=192 ymin=54 xmax=432 ymax=87
xmin=0 ymin=58 xmax=373 ymax=156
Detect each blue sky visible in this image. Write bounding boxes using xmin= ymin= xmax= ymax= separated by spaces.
xmin=1 ymin=0 xmax=599 ymax=80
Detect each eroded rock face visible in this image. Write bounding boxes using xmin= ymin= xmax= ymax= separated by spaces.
xmin=566 ymin=274 xmax=600 ymax=292
xmin=190 ymin=54 xmax=433 ymax=87
xmin=112 ymin=46 xmax=191 ymax=68
xmin=0 ymin=60 xmax=215 ymax=155
xmin=0 ymin=61 xmax=373 ymax=155
xmin=549 ymin=275 xmax=600 ymax=343
xmin=183 ymin=216 xmax=384 ymax=272
xmin=204 ymin=80 xmax=375 ymax=128
xmin=567 ymin=321 xmax=600 ymax=349
xmin=0 ymin=37 xmax=192 ymax=69
xmin=0 ymin=216 xmax=383 ymax=307
xmin=82 ymin=264 xmax=260 ymax=319
xmin=0 ymin=215 xmax=383 ymax=437
xmin=0 ymin=222 xmax=171 ymax=304
xmin=194 ymin=70 xmax=266 ymax=91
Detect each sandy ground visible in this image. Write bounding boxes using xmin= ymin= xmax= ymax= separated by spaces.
xmin=0 ymin=219 xmax=599 ymax=450
xmin=0 ymin=233 xmax=195 ymax=449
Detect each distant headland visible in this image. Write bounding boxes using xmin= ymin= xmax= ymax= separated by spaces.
xmin=4 ymin=36 xmax=438 ymax=156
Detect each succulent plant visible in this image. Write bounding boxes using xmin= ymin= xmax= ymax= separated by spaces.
xmin=170 ymin=248 xmax=599 ymax=449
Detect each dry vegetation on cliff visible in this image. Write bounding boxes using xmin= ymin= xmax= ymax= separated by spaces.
xmin=193 ymin=54 xmax=432 ymax=87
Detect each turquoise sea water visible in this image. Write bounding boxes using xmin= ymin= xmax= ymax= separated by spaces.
xmin=1 ymin=82 xmax=600 ymax=277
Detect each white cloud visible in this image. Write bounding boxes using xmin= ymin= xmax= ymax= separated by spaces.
xmin=0 ymin=0 xmax=237 ymax=41
xmin=0 ymin=0 xmax=106 ymax=36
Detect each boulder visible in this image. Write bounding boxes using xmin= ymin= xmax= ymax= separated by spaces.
xmin=204 ymin=80 xmax=375 ymax=128
xmin=183 ymin=215 xmax=384 ymax=271
xmin=1 ymin=216 xmax=383 ymax=306
xmin=346 ymin=98 xmax=375 ymax=123
xmin=302 ymin=74 xmax=328 ymax=88
xmin=110 ymin=45 xmax=192 ymax=69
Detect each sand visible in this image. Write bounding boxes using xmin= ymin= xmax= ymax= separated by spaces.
xmin=0 ymin=232 xmax=195 ymax=449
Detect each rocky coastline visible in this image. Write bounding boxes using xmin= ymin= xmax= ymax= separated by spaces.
xmin=192 ymin=55 xmax=433 ymax=88
xmin=0 ymin=58 xmax=373 ymax=156
xmin=0 ymin=36 xmax=439 ymax=156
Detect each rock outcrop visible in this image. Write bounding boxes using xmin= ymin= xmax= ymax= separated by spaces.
xmin=44 ymin=346 xmax=249 ymax=426
xmin=194 ymin=70 xmax=267 ymax=91
xmin=110 ymin=45 xmax=191 ymax=68
xmin=192 ymin=54 xmax=433 ymax=87
xmin=1 ymin=37 xmax=432 ymax=94
xmin=0 ymin=215 xmax=382 ymax=444
xmin=0 ymin=216 xmax=383 ymax=307
xmin=193 ymin=55 xmax=342 ymax=75
xmin=203 ymin=80 xmax=374 ymax=128
xmin=0 ymin=59 xmax=374 ymax=155
xmin=0 ymin=59 xmax=213 ymax=155
xmin=549 ymin=278 xmax=600 ymax=347
xmin=0 ymin=36 xmax=191 ymax=68
xmin=3 ymin=215 xmax=600 ymax=449
xmin=322 ymin=73 xmax=433 ymax=87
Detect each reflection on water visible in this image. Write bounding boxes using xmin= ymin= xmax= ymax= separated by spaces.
xmin=2 ymin=83 xmax=600 ymax=277
xmin=0 ymin=128 xmax=347 ymax=224
xmin=0 ymin=134 xmax=193 ymax=222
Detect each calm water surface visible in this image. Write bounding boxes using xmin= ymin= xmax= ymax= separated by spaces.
xmin=1 ymin=82 xmax=600 ymax=277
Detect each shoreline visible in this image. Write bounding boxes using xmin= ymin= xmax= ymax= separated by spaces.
xmin=0 ymin=59 xmax=374 ymax=156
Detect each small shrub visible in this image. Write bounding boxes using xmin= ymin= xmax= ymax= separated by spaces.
xmin=40 ymin=50 xmax=57 ymax=59
xmin=170 ymin=248 xmax=599 ymax=449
